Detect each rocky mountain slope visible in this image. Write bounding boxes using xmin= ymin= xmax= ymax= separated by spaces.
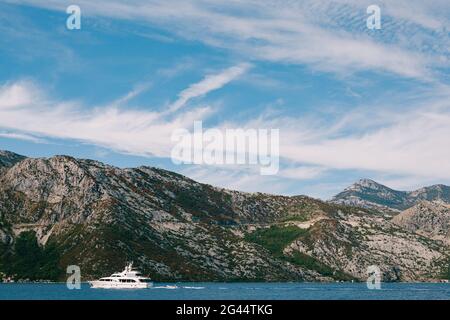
xmin=392 ymin=201 xmax=450 ymax=245
xmin=0 ymin=152 xmax=448 ymax=282
xmin=331 ymin=179 xmax=450 ymax=212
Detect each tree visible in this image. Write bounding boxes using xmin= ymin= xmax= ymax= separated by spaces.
xmin=3 ymin=231 xmax=62 ymax=281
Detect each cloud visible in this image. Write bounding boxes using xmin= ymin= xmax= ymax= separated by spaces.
xmin=0 ymin=80 xmax=40 ymax=109
xmin=1 ymin=79 xmax=450 ymax=194
xmin=0 ymin=81 xmax=213 ymax=158
xmin=7 ymin=0 xmax=448 ymax=80
xmin=380 ymin=0 xmax=449 ymax=30
xmin=248 ymin=87 xmax=450 ymax=181
xmin=2 ymin=0 xmax=450 ymax=195
xmin=111 ymin=82 xmax=152 ymax=106
xmin=168 ymin=63 xmax=250 ymax=112
xmin=178 ymin=160 xmax=325 ymax=195
xmin=278 ymin=166 xmax=326 ymax=180
xmin=181 ymin=165 xmax=296 ymax=195
xmin=0 ymin=63 xmax=246 ymax=157
xmin=0 ymin=132 xmax=46 ymax=143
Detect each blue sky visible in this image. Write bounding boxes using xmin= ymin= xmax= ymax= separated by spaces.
xmin=0 ymin=0 xmax=449 ymax=199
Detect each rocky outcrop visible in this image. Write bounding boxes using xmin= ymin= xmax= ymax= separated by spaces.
xmin=392 ymin=201 xmax=450 ymax=244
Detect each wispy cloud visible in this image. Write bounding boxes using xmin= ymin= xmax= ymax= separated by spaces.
xmin=111 ymin=82 xmax=152 ymax=106
xmin=278 ymin=166 xmax=326 ymax=180
xmin=249 ymin=87 xmax=450 ymax=181
xmin=2 ymin=0 xmax=450 ymax=196
xmin=0 ymin=62 xmax=247 ymax=157
xmin=0 ymin=81 xmax=212 ymax=158
xmin=168 ymin=63 xmax=250 ymax=112
xmin=181 ymin=165 xmax=296 ymax=195
xmin=0 ymin=132 xmax=46 ymax=143
xmin=8 ymin=0 xmax=449 ymax=80
xmin=1 ymin=79 xmax=450 ymax=194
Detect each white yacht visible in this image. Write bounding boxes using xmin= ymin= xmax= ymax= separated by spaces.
xmin=89 ymin=262 xmax=153 ymax=289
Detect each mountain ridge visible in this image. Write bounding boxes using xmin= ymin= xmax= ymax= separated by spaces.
xmin=0 ymin=151 xmax=449 ymax=282
xmin=0 ymin=150 xmax=26 ymax=170
xmin=331 ymin=179 xmax=450 ymax=212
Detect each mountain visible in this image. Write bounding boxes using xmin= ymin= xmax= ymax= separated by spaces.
xmin=331 ymin=179 xmax=450 ymax=212
xmin=408 ymin=185 xmax=450 ymax=204
xmin=392 ymin=201 xmax=450 ymax=244
xmin=0 ymin=151 xmax=449 ymax=282
xmin=330 ymin=179 xmax=408 ymax=212
xmin=0 ymin=150 xmax=26 ymax=170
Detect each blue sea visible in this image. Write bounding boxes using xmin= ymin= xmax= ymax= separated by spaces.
xmin=0 ymin=282 xmax=449 ymax=300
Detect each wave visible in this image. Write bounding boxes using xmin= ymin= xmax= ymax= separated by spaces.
xmin=152 ymin=285 xmax=178 ymax=290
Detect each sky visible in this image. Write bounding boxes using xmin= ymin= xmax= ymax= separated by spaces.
xmin=0 ymin=0 xmax=449 ymax=199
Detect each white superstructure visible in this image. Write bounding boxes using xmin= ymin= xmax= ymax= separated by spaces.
xmin=89 ymin=262 xmax=152 ymax=289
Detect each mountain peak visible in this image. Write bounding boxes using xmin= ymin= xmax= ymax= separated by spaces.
xmin=0 ymin=150 xmax=26 ymax=168
xmin=332 ymin=179 xmax=450 ymax=212
xmin=0 ymin=150 xmax=24 ymax=158
xmin=345 ymin=179 xmax=389 ymax=192
xmin=332 ymin=179 xmax=408 ymax=212
xmin=356 ymin=178 xmax=381 ymax=186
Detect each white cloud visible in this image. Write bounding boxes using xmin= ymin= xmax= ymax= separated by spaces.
xmin=0 ymin=63 xmax=246 ymax=158
xmin=168 ymin=63 xmax=250 ymax=112
xmin=278 ymin=166 xmax=326 ymax=180
xmin=252 ymin=89 xmax=450 ymax=181
xmin=111 ymin=82 xmax=152 ymax=106
xmin=0 ymin=132 xmax=45 ymax=143
xmin=0 ymin=81 xmax=212 ymax=158
xmin=8 ymin=0 xmax=448 ymax=80
xmin=2 ymin=0 xmax=450 ymax=194
xmin=0 ymin=80 xmax=40 ymax=109
xmin=380 ymin=0 xmax=449 ymax=30
xmin=373 ymin=175 xmax=447 ymax=192
xmin=1 ymin=79 xmax=450 ymax=193
xmin=179 ymin=162 xmax=325 ymax=195
xmin=181 ymin=165 xmax=295 ymax=195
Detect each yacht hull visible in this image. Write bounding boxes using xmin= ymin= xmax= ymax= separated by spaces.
xmin=89 ymin=281 xmax=152 ymax=289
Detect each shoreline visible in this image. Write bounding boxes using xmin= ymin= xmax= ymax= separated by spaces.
xmin=2 ymin=280 xmax=448 ymax=285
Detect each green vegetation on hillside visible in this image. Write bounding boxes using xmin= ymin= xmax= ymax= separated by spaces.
xmin=286 ymin=252 xmax=353 ymax=280
xmin=245 ymin=225 xmax=307 ymax=254
xmin=245 ymin=225 xmax=354 ymax=281
xmin=441 ymin=259 xmax=450 ymax=280
xmin=0 ymin=231 xmax=62 ymax=281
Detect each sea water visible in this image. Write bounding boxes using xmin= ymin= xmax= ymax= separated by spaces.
xmin=0 ymin=282 xmax=449 ymax=300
